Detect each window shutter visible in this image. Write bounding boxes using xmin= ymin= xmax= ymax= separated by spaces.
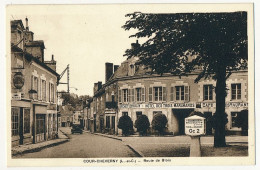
xmin=149 ymin=87 xmax=153 ymax=102
xmin=163 ymin=87 xmax=166 ymax=101
xmin=131 ymin=89 xmax=134 ymax=102
xmin=127 ymin=89 xmax=130 ymax=102
xmin=118 ymin=89 xmax=121 ymax=103
xmin=141 ymin=88 xmax=145 ymax=102
xmin=184 ymin=86 xmax=190 ymax=102
xmin=170 ymin=87 xmax=174 ymax=101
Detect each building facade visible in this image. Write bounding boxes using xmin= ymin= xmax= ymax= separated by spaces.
xmin=89 ymin=41 xmax=248 ymax=136
xmin=11 ymin=19 xmax=60 ymax=147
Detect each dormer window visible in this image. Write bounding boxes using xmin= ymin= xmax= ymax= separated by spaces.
xmin=129 ymin=64 xmax=135 ymax=76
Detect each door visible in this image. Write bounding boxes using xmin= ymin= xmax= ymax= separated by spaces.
xmin=36 ymin=114 xmax=45 ymax=143
xmin=19 ymin=108 xmax=24 ymax=145
xmin=204 ymin=112 xmax=213 ymax=135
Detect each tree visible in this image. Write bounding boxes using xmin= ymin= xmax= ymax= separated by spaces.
xmin=151 ymin=113 xmax=168 ymax=135
xmin=117 ymin=115 xmax=133 ymax=136
xmin=134 ymin=115 xmax=150 ymax=136
xmin=122 ymin=12 xmax=247 ymax=147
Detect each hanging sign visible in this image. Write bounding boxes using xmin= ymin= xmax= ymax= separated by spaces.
xmin=13 ymin=72 xmax=25 ymax=89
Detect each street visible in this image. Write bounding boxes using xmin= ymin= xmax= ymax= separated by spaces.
xmin=13 ymin=127 xmax=138 ymax=158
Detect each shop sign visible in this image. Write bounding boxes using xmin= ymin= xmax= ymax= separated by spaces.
xmin=13 ymin=72 xmax=25 ymax=89
xmin=226 ymin=102 xmax=248 ymax=108
xmin=185 ymin=115 xmax=206 ymax=136
xmin=119 ymin=102 xmax=195 ymax=109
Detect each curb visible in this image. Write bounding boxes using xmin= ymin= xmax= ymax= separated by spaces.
xmin=88 ymin=132 xmax=122 ymax=141
xmin=125 ymin=144 xmax=144 ymax=157
xmin=12 ymin=139 xmax=69 ymax=156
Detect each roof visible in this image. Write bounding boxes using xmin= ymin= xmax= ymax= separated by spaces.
xmin=26 ymin=40 xmax=45 ymax=49
xmin=11 ymin=20 xmax=25 ymax=30
xmin=11 ymin=45 xmax=59 ymax=78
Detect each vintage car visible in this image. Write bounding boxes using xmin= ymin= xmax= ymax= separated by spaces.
xmin=71 ymin=124 xmax=83 ymax=134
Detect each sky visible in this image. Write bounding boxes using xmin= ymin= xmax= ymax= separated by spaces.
xmin=8 ymin=5 xmax=140 ymax=96
xmin=6 ymin=4 xmax=254 ymax=97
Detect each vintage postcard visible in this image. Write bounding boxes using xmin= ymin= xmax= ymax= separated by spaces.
xmin=6 ymin=3 xmax=255 ymax=166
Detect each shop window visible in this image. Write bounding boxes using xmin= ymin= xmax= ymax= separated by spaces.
xmin=136 ymin=111 xmax=142 ymax=119
xmin=106 ymin=116 xmax=110 ymax=128
xmin=23 ymin=108 xmax=30 ymax=134
xmin=231 ymin=84 xmax=241 ymax=100
xmin=122 ymin=112 xmax=128 ymax=116
xmin=122 ymin=89 xmax=129 ymax=103
xmin=11 ymin=107 xmax=19 ymax=136
xmin=203 ymin=84 xmax=213 ymax=100
xmin=231 ymin=112 xmax=240 ymax=128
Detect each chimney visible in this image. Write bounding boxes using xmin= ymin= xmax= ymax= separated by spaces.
xmin=93 ymin=81 xmax=103 ymax=95
xmin=114 ymin=65 xmax=119 ymax=73
xmin=25 ymin=17 xmax=29 ymax=31
xmin=98 ymin=81 xmax=102 ymax=90
xmin=105 ymin=62 xmax=113 ymax=82
xmin=131 ymin=40 xmax=140 ymax=49
xmin=52 ymin=54 xmax=54 ymax=61
xmin=44 ymin=54 xmax=56 ymax=71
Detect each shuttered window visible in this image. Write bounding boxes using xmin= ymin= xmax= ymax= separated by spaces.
xmin=148 ymin=87 xmax=153 ymax=102
xmin=118 ymin=89 xmax=122 ymax=103
xmin=141 ymin=88 xmax=145 ymax=102
xmin=170 ymin=87 xmax=174 ymax=101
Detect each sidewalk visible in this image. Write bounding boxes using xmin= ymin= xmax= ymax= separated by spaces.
xmin=12 ymin=129 xmax=69 ymax=156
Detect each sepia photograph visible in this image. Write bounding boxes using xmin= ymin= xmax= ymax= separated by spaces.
xmin=5 ymin=3 xmax=255 ymax=167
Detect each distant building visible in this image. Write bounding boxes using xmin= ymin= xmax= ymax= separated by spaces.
xmin=11 ymin=18 xmax=60 ymax=146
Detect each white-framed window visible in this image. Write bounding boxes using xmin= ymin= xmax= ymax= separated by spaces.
xmin=231 ymin=83 xmax=241 ymax=100
xmin=31 ymin=75 xmax=39 ymax=100
xmin=49 ymin=82 xmax=55 ymax=103
xmin=41 ymin=79 xmax=46 ymax=101
xmin=203 ymin=84 xmax=213 ymax=101
xmin=122 ymin=89 xmax=129 ymax=103
xmin=148 ymin=86 xmax=166 ymax=102
xmin=135 ymin=88 xmax=145 ymax=102
xmin=175 ymin=86 xmax=189 ymax=101
xmin=176 ymin=86 xmax=184 ymax=101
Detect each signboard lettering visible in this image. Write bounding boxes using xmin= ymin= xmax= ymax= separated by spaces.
xmin=185 ymin=115 xmax=206 ymax=136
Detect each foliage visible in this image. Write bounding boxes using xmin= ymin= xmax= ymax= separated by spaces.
xmin=134 ymin=115 xmax=150 ymax=136
xmin=151 ymin=113 xmax=168 ymax=135
xmin=122 ymin=12 xmax=247 ymax=147
xmin=117 ymin=115 xmax=133 ymax=136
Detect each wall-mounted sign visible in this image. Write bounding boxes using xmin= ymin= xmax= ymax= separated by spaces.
xmin=12 ymin=92 xmax=24 ymax=100
xmin=196 ymin=102 xmax=248 ymax=108
xmin=13 ymin=72 xmax=24 ymax=89
xmin=226 ymin=102 xmax=248 ymax=108
xmin=119 ymin=102 xmax=195 ymax=109
xmin=185 ymin=115 xmax=206 ymax=136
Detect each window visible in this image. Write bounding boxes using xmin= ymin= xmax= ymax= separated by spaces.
xmin=49 ymin=83 xmax=55 ymax=103
xmin=122 ymin=112 xmax=128 ymax=116
xmin=231 ymin=112 xmax=240 ymax=128
xmin=42 ymin=80 xmax=46 ymax=101
xmin=154 ymin=87 xmax=162 ymax=101
xmin=23 ymin=108 xmax=30 ymax=134
xmin=32 ymin=76 xmax=38 ymax=100
xmin=176 ymin=86 xmax=184 ymax=101
xmin=122 ymin=89 xmax=129 ymax=103
xmin=136 ymin=88 xmax=141 ymax=102
xmin=231 ymin=84 xmax=241 ymax=100
xmin=136 ymin=112 xmax=142 ymax=119
xmin=203 ymin=85 xmax=213 ymax=100
xmin=11 ymin=107 xmax=19 ymax=136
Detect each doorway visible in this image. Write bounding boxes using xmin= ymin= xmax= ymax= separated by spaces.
xmin=172 ymin=109 xmax=194 ymax=135
xmin=36 ymin=114 xmax=46 ymax=143
xmin=204 ymin=112 xmax=213 ymax=135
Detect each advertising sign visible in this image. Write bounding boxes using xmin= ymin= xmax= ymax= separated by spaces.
xmin=185 ymin=115 xmax=206 ymax=136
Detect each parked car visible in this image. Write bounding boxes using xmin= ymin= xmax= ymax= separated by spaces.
xmin=71 ymin=124 xmax=83 ymax=134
